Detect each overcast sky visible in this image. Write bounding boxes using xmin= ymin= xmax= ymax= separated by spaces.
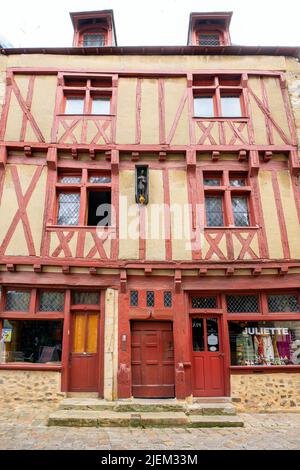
xmin=1 ymin=0 xmax=300 ymax=48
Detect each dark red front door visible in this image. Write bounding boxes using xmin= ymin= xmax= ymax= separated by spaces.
xmin=191 ymin=316 xmax=225 ymax=397
xmin=69 ymin=312 xmax=100 ymax=392
xmin=131 ymin=321 xmax=175 ymax=398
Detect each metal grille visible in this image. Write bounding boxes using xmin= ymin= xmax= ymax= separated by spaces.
xmin=89 ymin=176 xmax=111 ymax=183
xmin=57 ymin=193 xmax=80 ymax=226
xmin=192 ymin=297 xmax=217 ymax=309
xmin=227 ymin=295 xmax=259 ymax=313
xmin=230 ymin=178 xmax=246 ymax=187
xmin=130 ymin=291 xmax=138 ymax=306
xmin=205 ymin=196 xmax=224 ymax=227
xmin=5 ymin=290 xmax=30 ymax=311
xmin=204 ymin=178 xmax=221 ymax=186
xmin=83 ymin=34 xmax=105 ymax=47
xmin=232 ymin=196 xmax=250 ymax=227
xmin=268 ymin=294 xmax=300 ymax=313
xmin=60 ymin=176 xmax=81 ymax=183
xmin=164 ymin=291 xmax=172 ymax=308
xmin=147 ymin=291 xmax=155 ymax=307
xmin=39 ymin=291 xmax=64 ymax=312
xmin=198 ymin=34 xmax=220 ymax=46
xmin=72 ymin=291 xmax=100 ymax=305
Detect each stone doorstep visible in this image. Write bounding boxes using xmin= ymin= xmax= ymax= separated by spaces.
xmin=48 ymin=410 xmax=244 ymax=428
xmin=59 ymin=398 xmax=237 ymax=415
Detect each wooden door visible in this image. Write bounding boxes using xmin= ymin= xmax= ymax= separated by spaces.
xmin=191 ymin=316 xmax=225 ymax=397
xmin=69 ymin=312 xmax=99 ymax=392
xmin=131 ymin=321 xmax=175 ymax=398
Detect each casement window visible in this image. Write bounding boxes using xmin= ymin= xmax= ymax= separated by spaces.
xmin=5 ymin=290 xmax=31 ymax=312
xmin=267 ymin=294 xmax=300 ymax=313
xmin=198 ymin=33 xmax=221 ymax=46
xmin=147 ymin=291 xmax=155 ymax=307
xmin=83 ymin=33 xmax=105 ymax=47
xmin=193 ymin=75 xmax=244 ymax=118
xmin=72 ymin=291 xmax=100 ymax=305
xmin=191 ymin=296 xmax=218 ymax=309
xmin=130 ymin=291 xmax=139 ymax=307
xmin=62 ymin=76 xmax=112 ymax=115
xmin=56 ymin=169 xmax=112 ymax=227
xmin=227 ymin=294 xmax=260 ymax=313
xmin=204 ymin=171 xmax=252 ymax=227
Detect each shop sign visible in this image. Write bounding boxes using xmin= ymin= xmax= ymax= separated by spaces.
xmin=243 ymin=327 xmax=289 ymax=336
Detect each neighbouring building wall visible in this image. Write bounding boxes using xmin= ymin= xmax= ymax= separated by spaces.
xmin=104 ymin=288 xmax=118 ymax=401
xmin=286 ymin=57 xmax=300 ymax=150
xmin=231 ymin=373 xmax=300 ymax=412
xmin=0 ymin=370 xmax=65 ymax=409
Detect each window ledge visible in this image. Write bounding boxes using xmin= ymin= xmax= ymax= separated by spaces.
xmin=46 ymin=225 xmax=115 ymax=231
xmin=230 ymin=365 xmax=300 ymax=373
xmin=57 ymin=113 xmax=114 ymax=117
xmin=0 ymin=363 xmax=62 ymax=371
xmin=193 ymin=116 xmax=249 ymax=121
xmin=204 ymin=225 xmax=260 ymax=230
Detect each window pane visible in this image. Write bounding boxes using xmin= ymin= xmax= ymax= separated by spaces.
xmin=5 ymin=290 xmax=30 ymax=311
xmin=86 ymin=314 xmax=98 ymax=353
xmin=198 ymin=34 xmax=220 ymax=46
xmin=192 ymin=297 xmax=217 ymax=309
xmin=204 ymin=178 xmax=221 ymax=186
xmin=192 ymin=318 xmax=204 ymax=351
xmin=194 ymin=97 xmax=214 ymax=117
xmin=130 ymin=291 xmax=138 ymax=306
xmin=60 ymin=176 xmax=81 ymax=184
xmin=57 ymin=193 xmax=80 ymax=226
xmin=83 ymin=33 xmax=105 ymax=47
xmin=232 ymin=196 xmax=250 ymax=227
xmin=0 ymin=320 xmax=63 ymax=364
xmin=221 ymin=96 xmax=241 ymax=117
xmin=72 ymin=291 xmax=100 ymax=305
xmin=229 ymin=321 xmax=300 ymax=366
xmin=73 ymin=314 xmax=85 ymax=353
xmin=268 ymin=294 xmax=300 ymax=313
xmin=89 ymin=176 xmax=111 ymax=183
xmin=164 ymin=291 xmax=172 ymax=307
xmin=91 ymin=98 xmax=110 ymax=115
xmin=205 ymin=196 xmax=224 ymax=227
xmin=147 ymin=291 xmax=155 ymax=307
xmin=65 ymin=98 xmax=84 ymax=114
xmin=39 ymin=291 xmax=64 ymax=312
xmin=229 ymin=178 xmax=246 ymax=187
xmin=227 ymin=295 xmax=259 ymax=313
xmin=206 ymin=318 xmax=219 ymax=352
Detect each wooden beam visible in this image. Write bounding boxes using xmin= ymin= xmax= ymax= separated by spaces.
xmin=131 ymin=152 xmax=139 ymax=162
xmin=264 ymin=151 xmax=273 ymax=162
xmin=238 ymin=150 xmax=247 ymax=162
xmin=46 ymin=147 xmax=57 ymax=170
xmin=174 ymin=269 xmax=182 ymax=293
xmin=24 ymin=146 xmax=32 ymax=157
xmin=120 ymin=269 xmax=127 ymax=293
xmin=186 ymin=150 xmax=196 ymax=170
xmin=212 ymin=151 xmax=220 ymax=162
xmin=0 ymin=145 xmax=7 ymax=168
xmin=289 ymin=149 xmax=300 ymax=176
xmin=249 ymin=150 xmax=260 ymax=176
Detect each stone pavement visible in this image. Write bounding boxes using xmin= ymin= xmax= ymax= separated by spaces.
xmin=0 ymin=406 xmax=300 ymax=450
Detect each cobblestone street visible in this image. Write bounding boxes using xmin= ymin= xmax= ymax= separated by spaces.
xmin=0 ymin=407 xmax=300 ymax=450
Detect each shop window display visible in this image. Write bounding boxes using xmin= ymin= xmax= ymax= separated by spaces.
xmin=229 ymin=321 xmax=300 ymax=366
xmin=0 ymin=320 xmax=63 ymax=364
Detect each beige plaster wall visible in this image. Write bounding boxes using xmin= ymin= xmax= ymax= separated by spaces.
xmin=231 ymin=373 xmax=300 ymax=412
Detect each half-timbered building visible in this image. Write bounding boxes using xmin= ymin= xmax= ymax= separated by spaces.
xmin=0 ymin=10 xmax=300 ymax=412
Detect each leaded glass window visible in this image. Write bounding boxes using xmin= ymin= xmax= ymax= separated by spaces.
xmin=232 ymin=196 xmax=250 ymax=227
xmin=268 ymin=294 xmax=300 ymax=313
xmin=205 ymin=196 xmax=224 ymax=227
xmin=57 ymin=193 xmax=80 ymax=226
xmin=227 ymin=295 xmax=259 ymax=313
xmin=39 ymin=291 xmax=64 ymax=312
xmin=5 ymin=290 xmax=30 ymax=312
xmin=72 ymin=291 xmax=100 ymax=305
xmin=147 ymin=291 xmax=155 ymax=307
xmin=192 ymin=297 xmax=217 ymax=309
xmin=198 ymin=34 xmax=220 ymax=46
xmin=164 ymin=291 xmax=172 ymax=308
xmin=83 ymin=33 xmax=105 ymax=47
xmin=130 ymin=291 xmax=138 ymax=307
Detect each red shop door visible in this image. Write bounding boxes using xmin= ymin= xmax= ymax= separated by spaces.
xmin=131 ymin=321 xmax=175 ymax=398
xmin=191 ymin=316 xmax=225 ymax=397
xmin=69 ymin=312 xmax=100 ymax=392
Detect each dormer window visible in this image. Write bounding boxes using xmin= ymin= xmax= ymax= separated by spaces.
xmin=198 ymin=33 xmax=221 ymax=46
xmin=83 ymin=33 xmax=105 ymax=47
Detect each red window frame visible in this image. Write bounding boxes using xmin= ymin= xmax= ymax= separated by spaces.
xmin=203 ymin=170 xmax=254 ymax=227
xmin=193 ymin=75 xmax=245 ymax=118
xmin=61 ymin=77 xmax=112 ymax=115
xmin=54 ymin=168 xmax=112 ymax=227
